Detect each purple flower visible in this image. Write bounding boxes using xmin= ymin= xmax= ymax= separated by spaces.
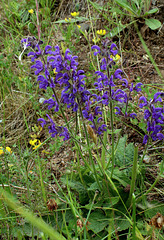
xmin=59 ymin=127 xmax=70 ymax=141
xmin=114 ymin=107 xmax=121 ymax=115
xmin=38 ymin=118 xmax=47 ymax=128
xmin=109 ymin=75 xmax=115 ymax=87
xmin=45 ymin=45 xmax=52 ymax=54
xmin=129 ymin=113 xmax=137 ymax=119
xmin=114 ymin=69 xmax=123 ymax=80
xmin=110 ymin=43 xmax=118 ymax=56
xmin=44 ymin=96 xmax=59 ymax=112
xmin=31 ymin=60 xmax=43 ymax=75
xmin=139 ymin=92 xmax=164 ymax=144
xmin=37 ymin=75 xmax=49 ymax=89
xmin=97 ymin=124 xmax=107 ymax=135
xmin=91 ymin=45 xmax=101 ymax=56
xmin=153 ymin=92 xmax=162 ymax=103
xmin=134 ymin=83 xmax=143 ymax=92
xmin=143 ymin=135 xmax=149 ymax=144
xmin=139 ymin=96 xmax=147 ymax=108
xmin=100 ymin=58 xmax=107 ymax=70
xmin=156 ymin=133 xmax=164 ymax=140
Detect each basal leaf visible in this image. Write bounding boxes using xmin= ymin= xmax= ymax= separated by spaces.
xmin=115 ymin=0 xmax=136 ymax=15
xmin=145 ymin=18 xmax=161 ymax=30
xmin=143 ymin=8 xmax=159 ymax=16
xmin=88 ymin=210 xmax=109 ymax=234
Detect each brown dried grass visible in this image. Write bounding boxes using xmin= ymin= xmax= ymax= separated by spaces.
xmin=0 ymin=90 xmax=36 ymax=145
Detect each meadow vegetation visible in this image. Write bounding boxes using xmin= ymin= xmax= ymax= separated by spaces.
xmin=0 ymin=0 xmax=164 ymax=239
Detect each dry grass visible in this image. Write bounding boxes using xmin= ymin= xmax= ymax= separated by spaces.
xmin=0 ymin=90 xmax=36 ymax=144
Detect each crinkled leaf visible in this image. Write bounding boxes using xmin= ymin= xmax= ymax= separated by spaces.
xmin=88 ymin=210 xmax=109 ymax=234
xmin=84 ymin=196 xmax=119 ymax=210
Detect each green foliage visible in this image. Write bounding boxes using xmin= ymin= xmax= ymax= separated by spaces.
xmin=115 ymin=0 xmax=161 ymax=30
xmin=1 ymin=0 xmax=164 ymax=239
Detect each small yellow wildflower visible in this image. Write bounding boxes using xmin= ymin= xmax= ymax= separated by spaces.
xmin=30 ymin=133 xmax=37 ymax=138
xmin=71 ymin=12 xmax=79 ymax=17
xmin=97 ymin=29 xmax=106 ymax=35
xmin=53 ymin=68 xmax=57 ymax=74
xmin=0 ymin=147 xmax=4 ymax=155
xmin=28 ymin=9 xmax=34 ymax=14
xmin=33 ymin=140 xmax=42 ymax=150
xmin=29 ymin=139 xmax=37 ymax=146
xmin=6 ymin=147 xmax=12 ymax=154
xmin=110 ymin=54 xmax=121 ymax=61
xmin=92 ymin=38 xmax=100 ymax=44
xmin=77 ymin=25 xmax=81 ymax=29
xmin=65 ymin=18 xmax=71 ymax=22
xmin=0 ymin=146 xmax=12 ymax=155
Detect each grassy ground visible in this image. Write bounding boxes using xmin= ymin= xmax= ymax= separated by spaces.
xmin=0 ymin=0 xmax=164 ymax=239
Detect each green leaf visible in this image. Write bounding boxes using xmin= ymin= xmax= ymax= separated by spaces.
xmin=107 ymin=24 xmax=128 ymax=37
xmin=115 ymin=0 xmax=136 ymax=15
xmin=112 ymin=169 xmax=130 ymax=187
xmin=143 ymin=8 xmax=159 ymax=16
xmin=88 ymin=210 xmax=109 ymax=234
xmin=88 ymin=0 xmax=107 ymax=12
xmin=145 ymin=18 xmax=161 ymax=30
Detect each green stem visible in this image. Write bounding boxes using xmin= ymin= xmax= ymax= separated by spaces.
xmin=132 ymin=193 xmax=136 ymax=240
xmin=127 ymin=146 xmax=138 ymax=206
xmin=78 ymin=102 xmax=102 ymax=190
xmin=110 ymin=100 xmax=115 ymax=178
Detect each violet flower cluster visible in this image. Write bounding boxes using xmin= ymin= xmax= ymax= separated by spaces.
xmin=91 ymin=39 xmax=142 ymax=120
xmin=139 ymin=93 xmax=164 ymax=144
xmin=21 ymin=37 xmax=163 ymax=144
xmin=21 ymin=37 xmax=97 ymax=139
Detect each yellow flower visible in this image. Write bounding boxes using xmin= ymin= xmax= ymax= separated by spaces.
xmin=110 ymin=54 xmax=121 ymax=61
xmin=0 ymin=147 xmax=4 ymax=155
xmin=92 ymin=38 xmax=100 ymax=43
xmin=71 ymin=12 xmax=79 ymax=17
xmin=6 ymin=147 xmax=12 ymax=154
xmin=77 ymin=25 xmax=81 ymax=29
xmin=65 ymin=18 xmax=71 ymax=22
xmin=33 ymin=140 xmax=42 ymax=150
xmin=28 ymin=9 xmax=34 ymax=14
xmin=53 ymin=68 xmax=57 ymax=74
xmin=29 ymin=139 xmax=37 ymax=146
xmin=97 ymin=29 xmax=106 ymax=35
